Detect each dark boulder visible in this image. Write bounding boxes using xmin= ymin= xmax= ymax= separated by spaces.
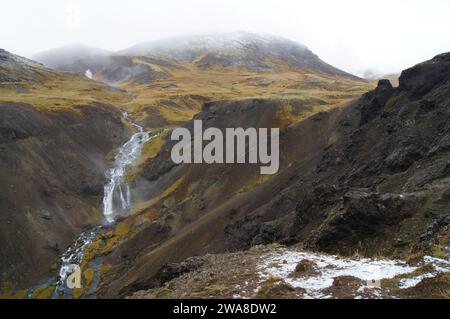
xmin=359 ymin=79 xmax=394 ymax=125
xmin=399 ymin=53 xmax=450 ymax=99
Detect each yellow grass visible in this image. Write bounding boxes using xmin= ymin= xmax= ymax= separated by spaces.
xmin=0 ymin=74 xmax=132 ymax=111
xmin=119 ymin=62 xmax=373 ymax=126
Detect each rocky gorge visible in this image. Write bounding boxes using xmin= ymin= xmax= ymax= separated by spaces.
xmin=0 ymin=34 xmax=449 ymax=299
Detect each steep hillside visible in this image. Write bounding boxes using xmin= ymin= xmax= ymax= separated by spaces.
xmin=0 ymin=49 xmax=132 ymax=292
xmin=66 ymin=53 xmax=450 ymax=298
xmin=0 ymin=49 xmax=59 ymax=83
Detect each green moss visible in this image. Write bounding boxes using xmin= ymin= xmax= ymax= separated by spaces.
xmin=115 ymin=221 xmax=131 ymax=236
xmin=0 ymin=282 xmax=28 ymax=299
xmin=142 ymin=133 xmax=165 ymax=160
xmin=83 ymin=268 xmax=95 ymax=289
xmin=101 ymin=222 xmax=131 ymax=254
xmin=160 ymin=177 xmax=185 ymax=201
xmin=72 ymin=287 xmax=84 ymax=299
xmin=31 ymin=285 xmax=54 ymax=299
xmin=125 ymin=132 xmax=167 ymax=184
xmin=81 ymin=237 xmax=103 ymax=270
xmin=238 ymin=174 xmax=273 ymax=193
xmin=113 ymin=130 xmax=166 ymax=185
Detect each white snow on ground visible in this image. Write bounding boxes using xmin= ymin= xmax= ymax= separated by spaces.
xmin=423 ymin=255 xmax=450 ymax=272
xmin=258 ymin=248 xmax=450 ymax=298
xmin=399 ymin=273 xmax=436 ymax=289
xmin=398 ymin=255 xmax=450 ymax=289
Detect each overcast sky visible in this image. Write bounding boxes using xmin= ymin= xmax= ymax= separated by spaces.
xmin=1 ymin=0 xmax=449 ymax=76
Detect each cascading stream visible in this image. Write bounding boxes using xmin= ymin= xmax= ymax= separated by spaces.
xmin=53 ymin=113 xmax=151 ymax=298
xmin=102 ymin=113 xmax=151 ymax=222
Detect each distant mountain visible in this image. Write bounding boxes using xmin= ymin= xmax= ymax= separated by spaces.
xmin=33 ymin=44 xmax=109 ymax=70
xmin=30 ymin=33 xmax=369 ymax=128
xmin=34 ymin=32 xmax=362 ymax=81
xmin=123 ymin=31 xmax=359 ymax=77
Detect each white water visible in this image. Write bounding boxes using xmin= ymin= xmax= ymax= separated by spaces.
xmin=53 ymin=228 xmax=98 ymax=298
xmin=102 ymin=113 xmax=152 ymax=223
xmin=53 ymin=113 xmax=151 ymax=298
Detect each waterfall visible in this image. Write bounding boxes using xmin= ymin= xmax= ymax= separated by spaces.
xmin=52 ymin=113 xmax=151 ymax=298
xmin=102 ymin=113 xmax=152 ymax=222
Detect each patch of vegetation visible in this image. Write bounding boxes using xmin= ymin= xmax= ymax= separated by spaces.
xmin=273 ymin=101 xmax=308 ymax=128
xmin=81 ymin=237 xmax=103 ymax=270
xmin=120 ymin=63 xmax=373 ymax=127
xmin=0 ymin=74 xmax=131 ymax=112
xmin=238 ymin=174 xmax=273 ymax=194
xmin=142 ymin=133 xmax=166 ymax=160
xmin=72 ymin=287 xmax=84 ymax=300
xmin=157 ymin=177 xmax=185 ymax=203
xmin=83 ymin=268 xmax=95 ymax=289
xmin=125 ymin=131 xmax=167 ymax=184
xmin=31 ymin=285 xmax=54 ymax=299
xmin=0 ymin=282 xmax=28 ymax=299
xmin=101 ymin=221 xmax=131 ymax=254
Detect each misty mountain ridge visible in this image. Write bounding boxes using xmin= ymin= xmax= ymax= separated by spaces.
xmin=33 ymin=43 xmax=110 ymax=70
xmin=33 ymin=32 xmax=361 ymax=79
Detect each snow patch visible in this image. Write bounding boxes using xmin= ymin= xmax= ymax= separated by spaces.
xmin=258 ymin=249 xmax=416 ymax=297
xmin=423 ymin=256 xmax=450 ymax=273
xmin=399 ymin=273 xmax=436 ymax=289
xmin=258 ymin=249 xmax=450 ymax=297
